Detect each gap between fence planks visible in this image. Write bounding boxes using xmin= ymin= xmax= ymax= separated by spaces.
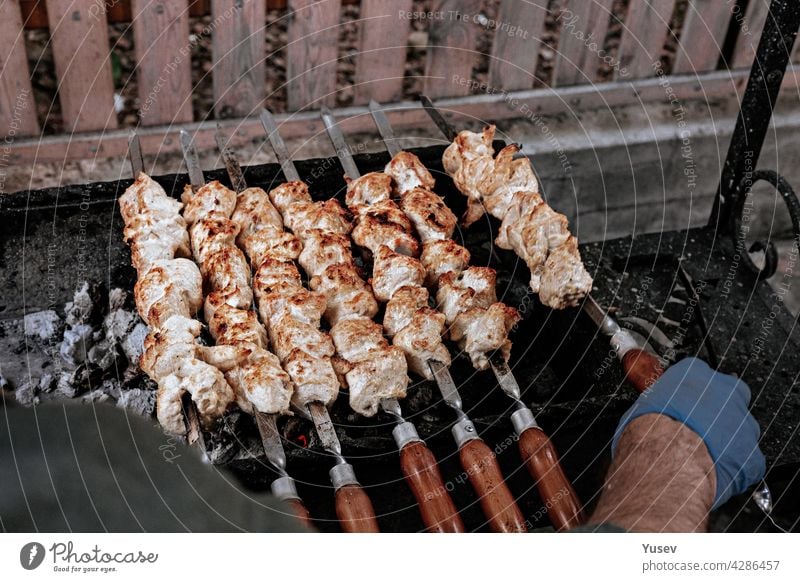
xmin=46 ymin=0 xmax=118 ymax=132
xmin=672 ymin=0 xmax=731 ymax=74
xmin=488 ymin=0 xmax=547 ymax=91
xmin=615 ymin=0 xmax=677 ymax=80
xmin=211 ymin=0 xmax=266 ymax=118
xmin=424 ymin=0 xmax=482 ymax=98
xmin=552 ymin=0 xmax=614 ymax=87
xmin=132 ymin=0 xmax=193 ymax=126
xmin=0 ymin=1 xmax=40 ymax=137
xmin=286 ymin=0 xmax=341 ymax=111
xmin=353 ymin=0 xmax=413 ymax=105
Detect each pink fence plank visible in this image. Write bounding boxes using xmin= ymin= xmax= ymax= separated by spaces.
xmin=732 ymin=0 xmax=770 ymax=69
xmin=0 ymin=1 xmax=39 ymax=137
xmin=672 ymin=0 xmax=732 ymax=74
xmin=423 ymin=0 xmax=481 ymax=98
xmin=615 ymin=0 xmax=677 ymax=80
xmin=353 ymin=0 xmax=413 ymax=105
xmin=488 ymin=0 xmax=547 ymax=91
xmin=286 ymin=0 xmax=341 ymax=111
xmin=132 ymin=0 xmax=193 ymax=126
xmin=46 ymin=0 xmax=118 ymax=132
xmin=211 ymin=0 xmax=266 ymax=118
xmin=552 ymin=0 xmax=614 ymax=86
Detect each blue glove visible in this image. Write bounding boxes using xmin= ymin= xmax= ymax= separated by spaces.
xmin=612 ymin=357 xmax=766 ymax=509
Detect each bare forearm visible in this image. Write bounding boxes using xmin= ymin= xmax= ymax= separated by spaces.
xmin=589 ymin=414 xmax=716 ymax=532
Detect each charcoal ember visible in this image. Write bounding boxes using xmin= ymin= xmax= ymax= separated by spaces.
xmin=60 ymin=323 xmax=94 ymax=366
xmin=87 ymin=341 xmax=120 ymax=371
xmin=104 ymin=297 xmax=136 ymax=342
xmin=121 ymin=323 xmax=148 ymax=366
xmin=204 ymin=411 xmax=251 ymax=465
xmin=117 ymin=387 xmax=156 ymax=417
xmin=82 ymin=388 xmax=113 ymax=404
xmin=56 ymin=363 xmax=103 ymax=397
xmin=100 ymin=378 xmax=122 ymax=400
xmin=15 ymin=381 xmax=39 ymax=405
xmin=55 ymin=373 xmax=77 ymax=398
xmin=404 ymin=381 xmax=434 ymax=412
xmin=38 ymin=373 xmax=56 ymax=393
xmin=65 ymin=282 xmax=101 ymax=327
xmin=23 ymin=310 xmax=63 ymax=341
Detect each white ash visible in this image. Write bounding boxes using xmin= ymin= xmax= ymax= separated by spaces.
xmin=64 ymin=282 xmax=95 ymax=327
xmin=60 ymin=323 xmax=94 ymax=366
xmin=14 ymin=283 xmax=156 ymax=422
xmin=15 ymin=381 xmax=39 ymax=406
xmin=122 ymin=323 xmax=148 ymax=366
xmin=38 ymin=373 xmax=56 ymax=393
xmin=117 ymin=388 xmax=156 ymax=417
xmin=23 ymin=310 xmax=63 ymax=341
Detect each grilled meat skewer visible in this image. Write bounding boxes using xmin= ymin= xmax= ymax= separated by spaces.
xmin=321 ymin=107 xmax=527 ymax=533
xmin=418 ymin=96 xmax=592 ymax=311
xmin=262 ymin=109 xmax=464 ymax=533
xmin=211 ymin=128 xmax=378 ymax=533
xmin=368 ymin=101 xmax=586 ymax=531
xmin=178 ymin=131 xmax=313 ymax=526
xmin=420 ymin=97 xmax=665 ymax=393
xmin=120 ymin=135 xmax=235 ymax=439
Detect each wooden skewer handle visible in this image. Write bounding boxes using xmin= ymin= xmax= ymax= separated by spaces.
xmin=621 ymin=348 xmax=665 ymax=393
xmin=517 ymin=426 xmax=584 ymax=531
xmin=285 ymin=498 xmax=314 ymax=529
xmin=399 ymin=440 xmax=465 ymax=532
xmin=459 ymin=438 xmax=527 ymax=533
xmin=335 ymin=484 xmax=380 ymax=533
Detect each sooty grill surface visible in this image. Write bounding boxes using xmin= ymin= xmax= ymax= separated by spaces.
xmin=2 ymin=145 xmax=799 ymax=532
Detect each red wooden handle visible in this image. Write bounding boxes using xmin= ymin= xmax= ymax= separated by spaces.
xmin=621 ymin=348 xmax=665 ymax=393
xmin=399 ymin=441 xmax=465 ymax=532
xmin=518 ymin=426 xmax=584 ymax=531
xmin=459 ymin=439 xmax=527 ymax=533
xmin=335 ymin=484 xmax=380 ymax=533
xmin=285 ymin=498 xmax=314 ymax=529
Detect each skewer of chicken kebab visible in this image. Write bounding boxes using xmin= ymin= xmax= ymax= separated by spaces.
xmin=260 ymin=109 xmax=464 ymax=533
xmin=209 ymin=128 xmax=380 ymax=533
xmin=177 ymin=130 xmax=315 ymax=527
xmin=121 ymin=132 xmax=233 ymax=446
xmin=368 ymin=101 xmax=585 ymax=530
xmin=321 ymin=107 xmax=527 ymax=533
xmin=419 ymin=96 xmax=665 ymax=394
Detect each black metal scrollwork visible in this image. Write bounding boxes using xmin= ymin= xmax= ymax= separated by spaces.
xmin=730 ymin=169 xmax=800 ymax=280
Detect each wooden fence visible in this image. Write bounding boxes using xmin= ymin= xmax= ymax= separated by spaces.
xmin=1 ymin=0 xmax=798 ymax=163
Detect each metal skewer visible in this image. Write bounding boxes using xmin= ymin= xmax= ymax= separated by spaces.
xmin=179 ymin=130 xmax=312 ymax=525
xmin=417 ymin=96 xmax=666 ymax=395
xmin=260 ymin=108 xmax=464 ymax=533
xmin=214 ymin=126 xmax=379 ymax=532
xmin=321 ymin=106 xmax=530 ymax=532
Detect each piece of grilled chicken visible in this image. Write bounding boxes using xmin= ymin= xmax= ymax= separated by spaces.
xmin=442 ymin=126 xmax=593 ymax=309
xmin=228 ymin=184 xmax=340 ymax=409
xmin=120 ymin=173 xmax=235 ymax=435
xmin=373 ymin=152 xmax=519 ymax=371
xmin=181 ymin=180 xmax=304 ymax=418
xmin=342 ymin=171 xmax=453 ymax=376
xmin=269 ymin=181 xmax=408 ymax=416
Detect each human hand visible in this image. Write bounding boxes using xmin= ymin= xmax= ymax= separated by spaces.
xmin=612 ymin=357 xmax=766 ymax=509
